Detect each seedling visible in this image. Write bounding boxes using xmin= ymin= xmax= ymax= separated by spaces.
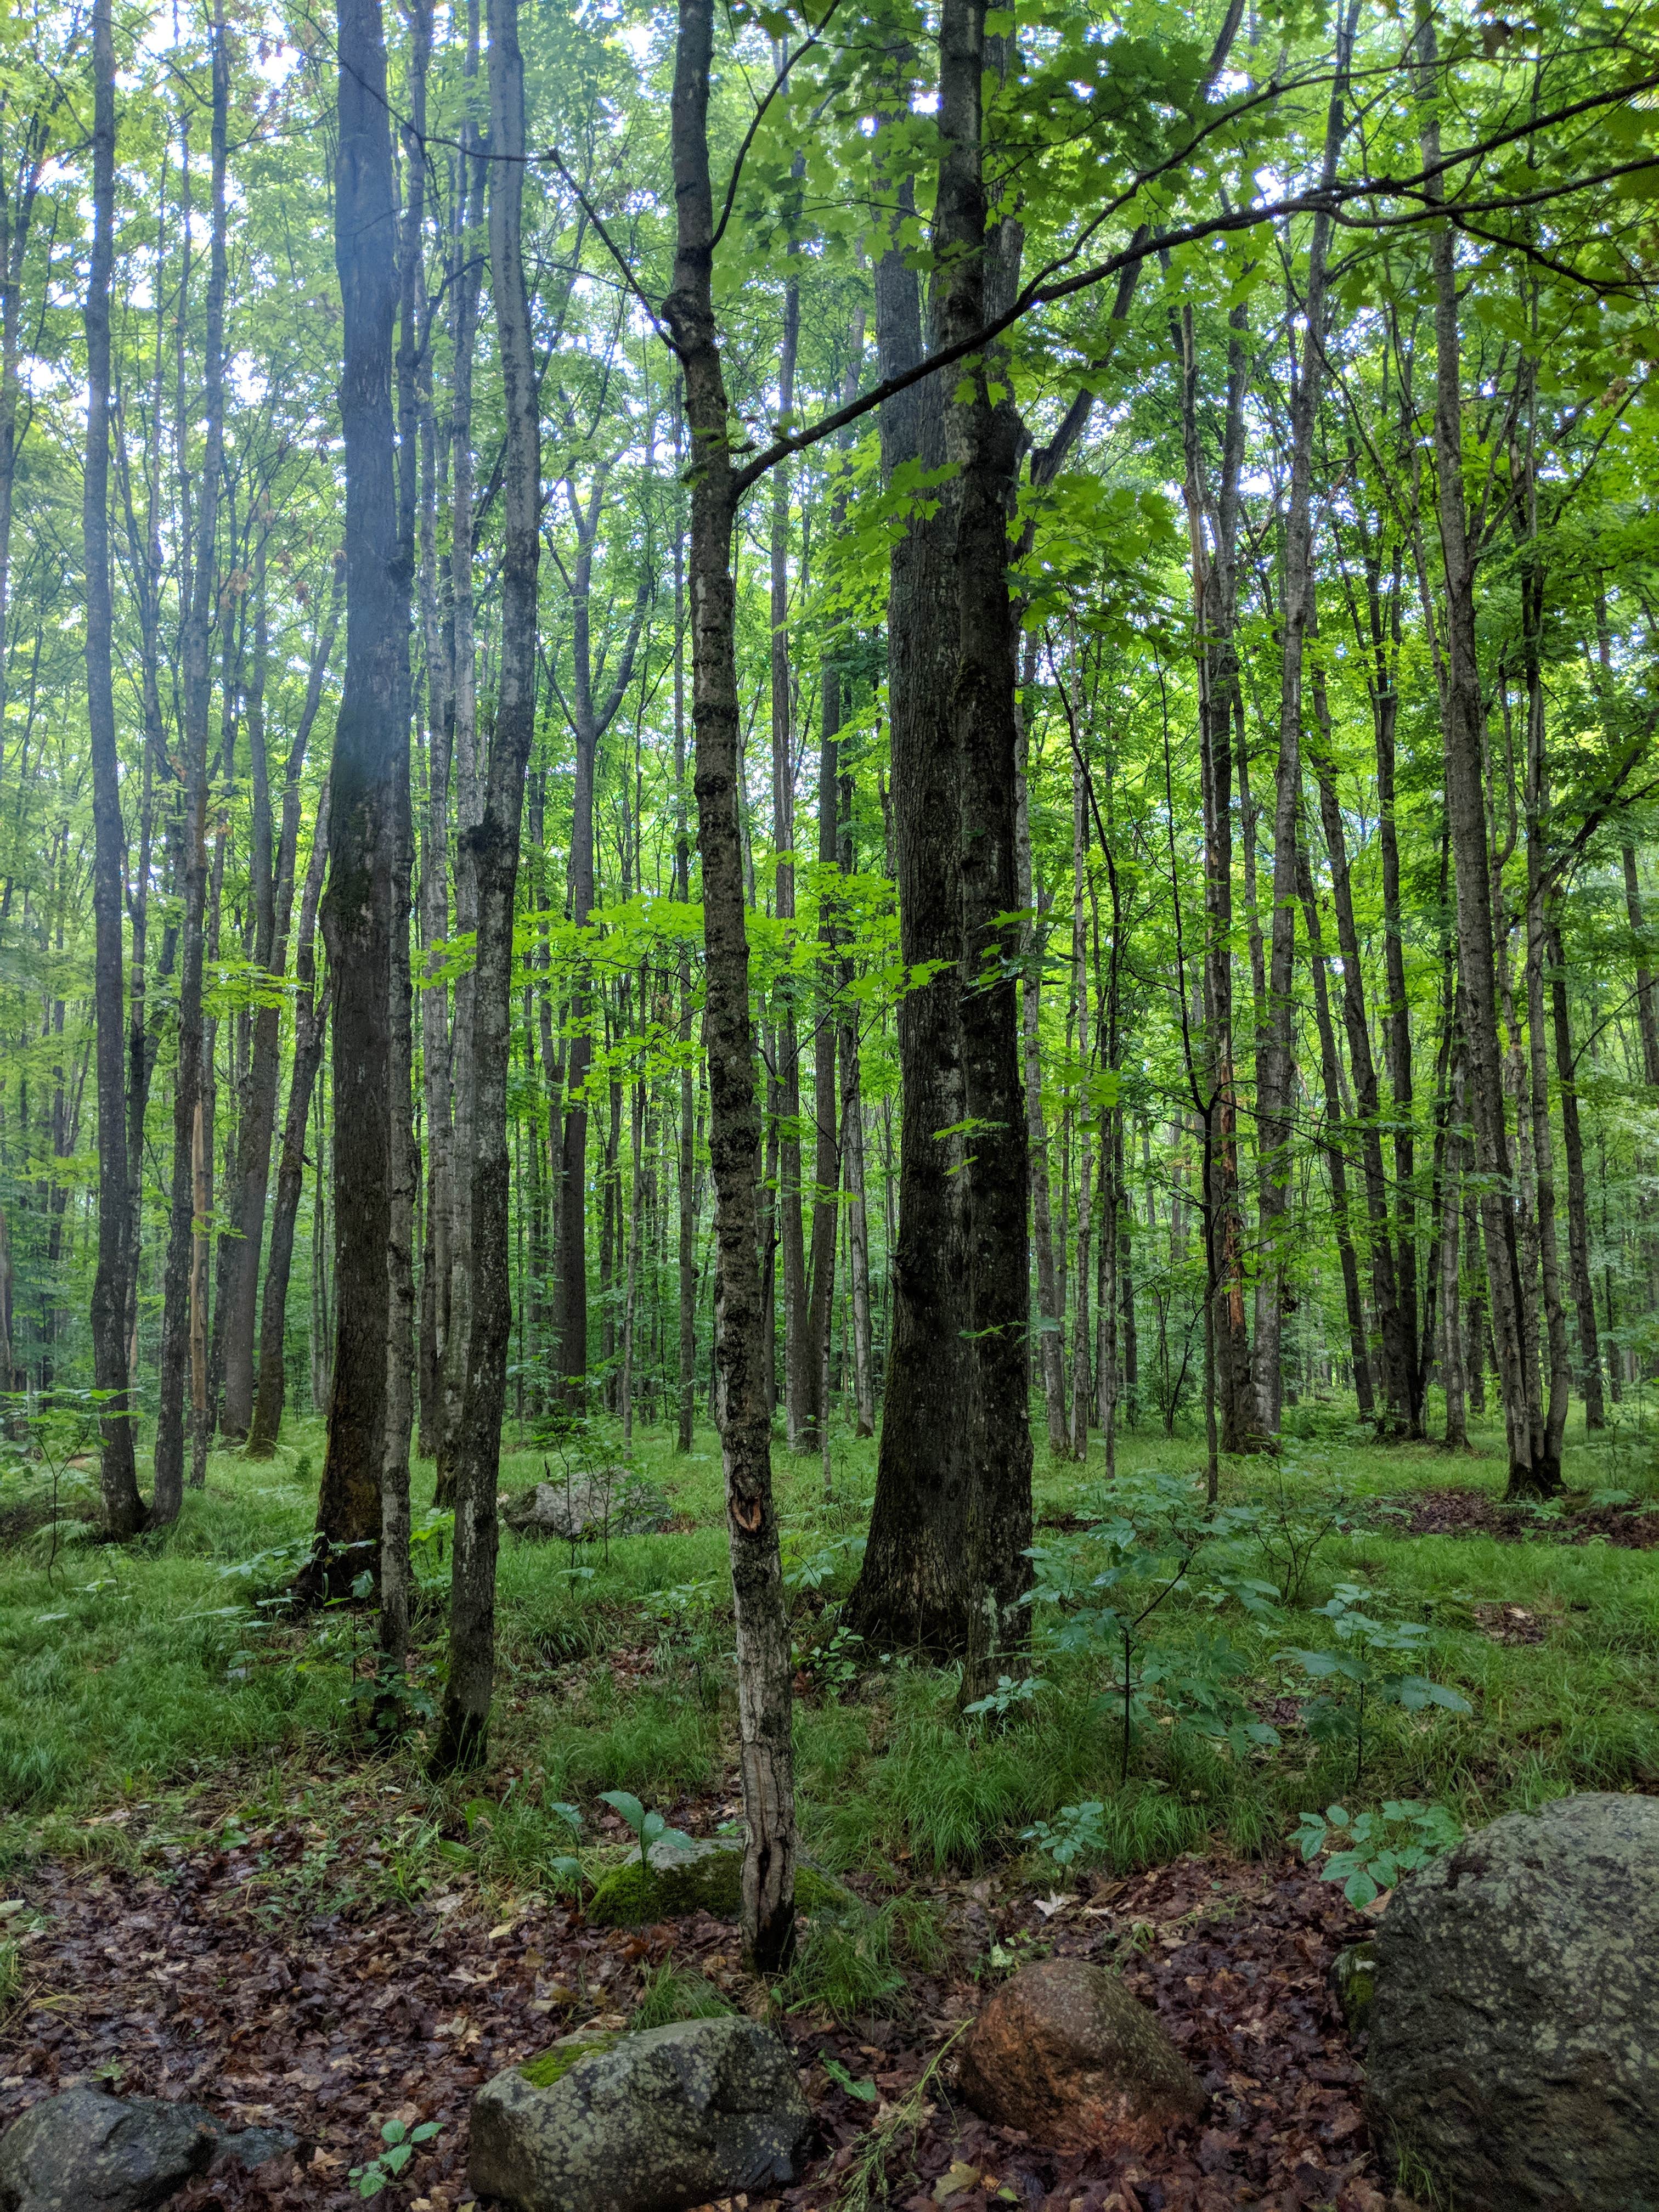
xmin=349 ymin=2116 xmax=441 ymax=2197
xmin=1295 ymin=1799 xmax=1462 ymax=1907
xmin=1281 ymin=1585 xmax=1471 ymax=1784
xmin=599 ymin=1790 xmax=692 ymax=1873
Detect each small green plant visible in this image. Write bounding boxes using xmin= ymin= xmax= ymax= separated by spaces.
xmin=962 ymin=1671 xmax=1045 ymax=1721
xmin=822 ymin=2053 xmax=878 ymax=2102
xmin=349 ymin=2116 xmax=441 ymax=2197
xmin=1021 ymin=1798 xmax=1108 ymax=1868
xmin=1281 ymin=1585 xmax=1472 ymax=1785
xmin=599 ymin=1789 xmax=691 ymax=1873
xmin=1295 ymin=1799 xmax=1463 ymax=1906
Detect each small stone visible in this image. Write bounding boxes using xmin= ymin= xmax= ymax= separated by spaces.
xmin=1366 ymin=1791 xmax=1659 ymax=2212
xmin=0 ymin=2086 xmax=214 ymax=2212
xmin=468 ymin=2015 xmax=811 ymax=2212
xmin=957 ymin=1956 xmax=1205 ymax=2153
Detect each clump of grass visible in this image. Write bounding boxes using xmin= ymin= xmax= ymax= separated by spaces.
xmin=778 ymin=1897 xmax=908 ymax=2019
xmin=630 ymin=1961 xmax=735 ymax=2029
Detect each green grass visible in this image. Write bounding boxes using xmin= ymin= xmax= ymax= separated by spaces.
xmin=1 ymin=1399 xmax=1655 ymax=1905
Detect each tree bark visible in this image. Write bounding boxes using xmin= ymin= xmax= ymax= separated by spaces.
xmin=311 ymin=0 xmax=407 ymax=1590
xmin=84 ymin=0 xmax=144 ymax=1537
xmin=663 ymin=0 xmax=797 ymax=1970
xmin=843 ymin=61 xmax=975 ymax=1651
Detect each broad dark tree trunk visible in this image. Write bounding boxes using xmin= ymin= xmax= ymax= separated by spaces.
xmin=84 ymin=0 xmax=144 ymax=1537
xmin=432 ymin=0 xmax=538 ymax=1768
xmin=664 ymin=0 xmax=796 ymax=1970
xmin=312 ymin=0 xmax=408 ymax=1587
xmin=844 ymin=75 xmax=975 ymax=1651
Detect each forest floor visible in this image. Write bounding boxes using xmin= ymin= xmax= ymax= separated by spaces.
xmin=1 ymin=1400 xmax=1656 ymax=2211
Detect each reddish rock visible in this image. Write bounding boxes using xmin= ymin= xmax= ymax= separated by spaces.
xmin=957 ymin=1956 xmax=1205 ymax=2152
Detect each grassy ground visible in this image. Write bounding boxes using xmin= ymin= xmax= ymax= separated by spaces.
xmin=1 ymin=1396 xmax=1655 ymax=1916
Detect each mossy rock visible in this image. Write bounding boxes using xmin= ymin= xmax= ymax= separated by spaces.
xmin=1330 ymin=1938 xmax=1376 ymax=2036
xmin=519 ymin=2031 xmax=622 ymax=2088
xmin=586 ymin=1837 xmax=849 ymax=1928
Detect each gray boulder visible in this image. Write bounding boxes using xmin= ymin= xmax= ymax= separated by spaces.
xmin=469 ymin=2015 xmax=811 ymax=2212
xmin=500 ymin=1471 xmax=670 ymax=1543
xmin=1367 ymin=1791 xmax=1659 ymax=2212
xmin=0 ymin=2087 xmax=298 ymax=2212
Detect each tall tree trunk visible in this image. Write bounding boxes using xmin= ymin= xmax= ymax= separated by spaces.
xmin=844 ymin=64 xmax=975 ymax=1651
xmin=1621 ymin=848 xmax=1659 ymax=1086
xmin=674 ymin=400 xmax=698 ymax=1452
xmin=1440 ymin=1056 xmax=1469 ymax=1448
xmin=221 ymin=563 xmax=341 ymax=1438
xmin=435 ymin=24 xmax=485 ymax=1502
xmin=1548 ymin=919 xmax=1604 ymax=1427
xmin=770 ymin=270 xmax=812 ymax=1449
xmin=805 ymin=641 xmax=842 ymax=1460
xmin=937 ymin=0 xmax=1032 ymax=1700
xmin=312 ymin=0 xmax=407 ymax=1589
xmin=1255 ymin=12 xmax=1351 ymax=1436
xmin=1296 ymin=844 xmax=1375 ymax=1419
xmin=1017 ymin=708 xmax=1066 ymax=1454
xmin=663 ymin=0 xmax=796 ymax=1970
xmin=84 ymin=0 xmax=144 ymax=1536
xmin=1069 ymin=737 xmax=1093 ymax=1460
xmin=1308 ymin=685 xmax=1413 ymax=1429
xmin=1177 ymin=304 xmax=1255 ymax=1456
xmin=249 ymin=784 xmax=331 ymax=1457
xmin=1419 ymin=12 xmax=1549 ymax=1497
xmin=432 ymin=0 xmax=539 ymax=1766
xmin=154 ymin=1 xmax=228 ymax=1528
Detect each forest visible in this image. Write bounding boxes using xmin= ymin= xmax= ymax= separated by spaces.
xmin=1 ymin=0 xmax=1658 ymax=2204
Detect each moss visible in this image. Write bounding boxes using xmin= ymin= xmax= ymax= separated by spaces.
xmin=586 ymin=1843 xmax=851 ymax=1928
xmin=518 ymin=2032 xmax=619 ymax=2088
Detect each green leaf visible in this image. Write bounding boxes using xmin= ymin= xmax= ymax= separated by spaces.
xmin=600 ymin=1790 xmax=646 ymax=1834
xmin=381 ymin=2120 xmax=408 ymax=2145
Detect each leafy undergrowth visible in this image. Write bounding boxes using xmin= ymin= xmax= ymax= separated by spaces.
xmin=0 ymin=1788 xmax=1398 ymax=2212
xmin=2 ymin=1404 xmax=1657 ymax=2210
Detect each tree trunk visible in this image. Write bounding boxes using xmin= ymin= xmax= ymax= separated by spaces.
xmin=663 ymin=0 xmax=795 ymax=1971
xmin=769 ymin=268 xmax=811 ymax=1450
xmin=154 ymin=3 xmax=228 ymax=1528
xmin=1177 ymin=303 xmax=1254 ymax=1456
xmin=1295 ymin=844 xmax=1375 ymax=1419
xmin=84 ymin=0 xmax=144 ymax=1537
xmin=249 ymin=785 xmax=331 ymax=1457
xmin=311 ymin=0 xmax=407 ymax=1590
xmin=674 ymin=403 xmax=698 ymax=1452
xmin=1017 ymin=706 xmax=1066 ymax=1454
xmin=1622 ymin=848 xmax=1659 ymax=1086
xmin=843 ymin=63 xmax=975 ymax=1651
xmin=1548 ymin=919 xmax=1604 ymax=1427
xmin=1420 ymin=9 xmax=1548 ymax=1496
xmin=936 ymin=0 xmax=1032 ymax=1700
xmin=432 ymin=0 xmax=539 ymax=1767
xmin=1256 ymin=15 xmax=1351 ymax=1436
xmin=221 ymin=562 xmax=342 ymax=1439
